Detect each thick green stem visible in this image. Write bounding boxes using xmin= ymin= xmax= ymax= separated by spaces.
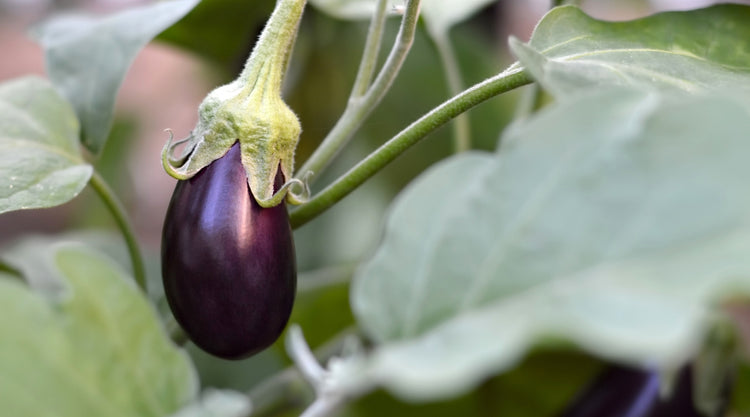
xmin=290 ymin=67 xmax=532 ymax=228
xmin=295 ymin=0 xmax=422 ymax=181
xmin=431 ymin=29 xmax=471 ymax=153
xmin=89 ymin=171 xmax=146 ymax=291
xmin=238 ymin=0 xmax=307 ymax=96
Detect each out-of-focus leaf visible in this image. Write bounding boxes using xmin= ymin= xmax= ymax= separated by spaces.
xmin=158 ymin=0 xmax=274 ymax=70
xmin=169 ymin=389 xmax=251 ymax=417
xmin=733 ymin=360 xmax=750 ymax=414
xmin=307 ymin=0 xmax=400 ymax=20
xmin=341 ymin=350 xmax=601 ymax=417
xmin=421 ymin=0 xmax=495 ymax=37
xmin=0 ymin=240 xmax=197 ymax=416
xmin=290 ymin=264 xmax=355 ymax=349
xmin=0 ymin=76 xmax=91 ymax=214
xmin=31 ymin=0 xmax=199 ymax=154
xmin=510 ymin=5 xmax=750 ymax=98
xmin=308 ymin=0 xmax=492 ymax=29
xmin=343 ymin=89 xmax=750 ymax=401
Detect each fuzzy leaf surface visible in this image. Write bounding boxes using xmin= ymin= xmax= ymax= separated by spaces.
xmin=0 ymin=76 xmax=91 ymax=214
xmin=510 ymin=5 xmax=750 ymax=98
xmin=348 ymin=89 xmax=750 ymax=400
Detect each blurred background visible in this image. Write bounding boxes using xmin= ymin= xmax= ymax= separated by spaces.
xmin=1 ymin=0 xmax=750 ymax=415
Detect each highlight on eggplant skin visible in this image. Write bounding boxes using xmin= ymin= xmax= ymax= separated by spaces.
xmin=557 ymin=365 xmax=731 ymax=417
xmin=161 ymin=142 xmax=296 ymax=360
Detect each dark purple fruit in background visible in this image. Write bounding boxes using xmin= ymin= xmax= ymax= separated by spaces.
xmin=161 ymin=142 xmax=296 ymax=360
xmin=557 ymin=365 xmax=730 ymax=417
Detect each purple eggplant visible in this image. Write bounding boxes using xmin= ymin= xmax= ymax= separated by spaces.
xmin=161 ymin=142 xmax=296 ymax=360
xmin=557 ymin=365 xmax=730 ymax=417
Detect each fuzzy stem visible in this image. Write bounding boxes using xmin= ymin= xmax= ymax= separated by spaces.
xmin=88 ymin=171 xmax=146 ymax=291
xmin=238 ymin=0 xmax=307 ymax=96
xmin=290 ymin=67 xmax=532 ymax=228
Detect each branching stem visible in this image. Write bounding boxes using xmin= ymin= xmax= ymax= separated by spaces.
xmin=296 ymin=0 xmax=422 ymax=181
xmin=290 ymin=67 xmax=532 ymax=228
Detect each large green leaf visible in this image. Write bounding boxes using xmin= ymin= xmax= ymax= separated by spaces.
xmin=0 ymin=76 xmax=92 ymax=214
xmin=31 ymin=0 xmax=199 ymax=154
xmin=509 ymin=5 xmax=750 ymax=98
xmin=0 ymin=240 xmax=197 ymax=417
xmin=344 ymin=89 xmax=750 ymax=401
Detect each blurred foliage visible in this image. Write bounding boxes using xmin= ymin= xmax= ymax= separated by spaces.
xmin=734 ymin=361 xmax=750 ymax=414
xmin=340 ymin=350 xmax=602 ymax=417
xmin=70 ymin=118 xmax=137 ymax=230
xmin=158 ymin=0 xmax=276 ymax=73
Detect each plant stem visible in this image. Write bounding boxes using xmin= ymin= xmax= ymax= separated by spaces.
xmin=350 ymin=0 xmax=389 ymax=98
xmin=299 ymin=396 xmax=343 ymax=417
xmin=88 ymin=171 xmax=146 ymax=291
xmin=290 ymin=67 xmax=532 ymax=228
xmin=237 ymin=0 xmax=307 ymax=95
xmin=431 ymin=29 xmax=471 ymax=153
xmin=295 ymin=0 xmax=422 ymax=182
xmin=246 ymin=327 xmax=358 ymax=417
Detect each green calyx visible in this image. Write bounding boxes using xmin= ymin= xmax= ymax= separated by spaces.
xmin=162 ymin=0 xmax=308 ymax=208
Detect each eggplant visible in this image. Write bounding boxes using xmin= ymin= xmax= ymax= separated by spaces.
xmin=161 ymin=142 xmax=296 ymax=359
xmin=557 ymin=365 xmax=730 ymax=417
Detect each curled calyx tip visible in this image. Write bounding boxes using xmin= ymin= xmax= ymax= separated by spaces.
xmin=270 ymin=172 xmax=312 ymax=207
xmin=159 ymin=0 xmax=308 ymax=209
xmin=161 ymin=129 xmax=193 ymax=180
xmin=256 ymin=182 xmax=304 ymax=208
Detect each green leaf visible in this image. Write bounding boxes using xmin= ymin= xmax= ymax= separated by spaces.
xmin=347 ymin=89 xmax=750 ymax=401
xmin=0 ymin=76 xmax=92 ymax=214
xmin=509 ymin=5 xmax=750 ymax=98
xmin=0 ymin=240 xmax=197 ymax=416
xmin=31 ymin=0 xmax=199 ymax=154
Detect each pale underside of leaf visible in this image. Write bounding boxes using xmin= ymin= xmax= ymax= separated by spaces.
xmin=348 ymin=88 xmax=750 ymax=400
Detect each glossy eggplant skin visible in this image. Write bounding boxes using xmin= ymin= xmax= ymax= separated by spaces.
xmin=557 ymin=365 xmax=729 ymax=417
xmin=161 ymin=142 xmax=296 ymax=360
